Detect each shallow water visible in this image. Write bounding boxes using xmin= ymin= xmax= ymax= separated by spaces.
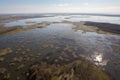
xmin=5 ymin=15 xmax=120 ymax=27
xmin=0 ymin=16 xmax=120 ymax=80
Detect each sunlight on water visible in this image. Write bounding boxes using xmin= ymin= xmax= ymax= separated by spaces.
xmin=91 ymin=52 xmax=108 ymax=66
xmin=94 ymin=54 xmax=102 ymax=62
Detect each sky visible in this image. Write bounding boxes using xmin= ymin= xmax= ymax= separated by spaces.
xmin=0 ymin=0 xmax=120 ymax=14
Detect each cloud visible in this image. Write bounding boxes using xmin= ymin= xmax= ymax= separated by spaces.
xmin=53 ymin=3 xmax=72 ymax=7
xmin=0 ymin=4 xmax=120 ymax=14
xmin=83 ymin=3 xmax=89 ymax=6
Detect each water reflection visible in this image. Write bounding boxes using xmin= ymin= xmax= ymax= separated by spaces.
xmin=5 ymin=15 xmax=120 ymax=27
xmin=0 ymin=22 xmax=120 ymax=80
xmin=91 ymin=52 xmax=108 ymax=66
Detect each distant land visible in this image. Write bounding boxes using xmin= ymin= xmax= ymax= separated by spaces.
xmin=0 ymin=13 xmax=120 ymax=17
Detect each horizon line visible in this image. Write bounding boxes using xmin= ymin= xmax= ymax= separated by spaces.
xmin=0 ymin=12 xmax=120 ymax=15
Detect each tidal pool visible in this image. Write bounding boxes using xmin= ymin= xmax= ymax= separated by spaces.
xmin=0 ymin=15 xmax=120 ymax=80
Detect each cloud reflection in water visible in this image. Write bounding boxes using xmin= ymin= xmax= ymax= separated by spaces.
xmin=91 ymin=52 xmax=108 ymax=67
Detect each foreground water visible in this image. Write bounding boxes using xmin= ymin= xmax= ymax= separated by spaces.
xmin=0 ymin=15 xmax=120 ymax=80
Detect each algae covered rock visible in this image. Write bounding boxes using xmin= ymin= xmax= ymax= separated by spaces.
xmin=27 ymin=60 xmax=110 ymax=80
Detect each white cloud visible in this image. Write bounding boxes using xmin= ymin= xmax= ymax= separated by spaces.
xmin=83 ymin=3 xmax=89 ymax=6
xmin=0 ymin=4 xmax=120 ymax=14
xmin=53 ymin=3 xmax=72 ymax=7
